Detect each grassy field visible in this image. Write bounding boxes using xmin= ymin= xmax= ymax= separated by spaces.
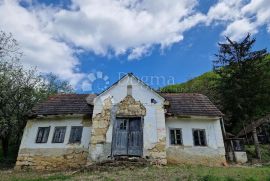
xmin=0 ymin=165 xmax=270 ymax=181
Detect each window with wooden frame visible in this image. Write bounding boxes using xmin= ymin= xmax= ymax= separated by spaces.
xmin=170 ymin=129 xmax=183 ymax=145
xmin=69 ymin=126 xmax=83 ymax=144
xmin=119 ymin=119 xmax=128 ymax=130
xmin=36 ymin=127 xmax=50 ymax=143
xmin=52 ymin=127 xmax=66 ymax=143
xmin=193 ymin=129 xmax=207 ymax=146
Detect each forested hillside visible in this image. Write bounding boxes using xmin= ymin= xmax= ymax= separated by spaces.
xmin=160 ymin=71 xmax=220 ymax=105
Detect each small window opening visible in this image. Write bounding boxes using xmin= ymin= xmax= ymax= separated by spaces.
xmin=193 ymin=129 xmax=207 ymax=146
xmin=69 ymin=126 xmax=83 ymax=144
xmin=119 ymin=119 xmax=127 ymax=130
xmin=170 ymin=129 xmax=183 ymax=145
xmin=36 ymin=127 xmax=50 ymax=143
xmin=52 ymin=127 xmax=66 ymax=143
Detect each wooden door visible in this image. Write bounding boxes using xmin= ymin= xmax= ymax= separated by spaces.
xmin=112 ymin=118 xmax=143 ymax=157
xmin=128 ymin=118 xmax=143 ymax=156
xmin=112 ymin=119 xmax=129 ymax=156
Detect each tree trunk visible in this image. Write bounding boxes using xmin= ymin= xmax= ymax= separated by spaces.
xmin=1 ymin=137 xmax=9 ymax=159
xmin=252 ymin=121 xmax=262 ymax=160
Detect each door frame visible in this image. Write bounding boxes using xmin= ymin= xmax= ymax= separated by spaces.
xmin=111 ymin=116 xmax=144 ymax=158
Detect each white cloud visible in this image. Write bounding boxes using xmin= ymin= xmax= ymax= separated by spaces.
xmin=207 ymin=0 xmax=243 ymax=24
xmin=207 ymin=0 xmax=270 ymax=40
xmin=45 ymin=0 xmax=204 ymax=58
xmin=222 ymin=19 xmax=258 ymax=40
xmin=0 ymin=0 xmax=84 ymax=86
xmin=1 ymin=0 xmax=270 ymax=89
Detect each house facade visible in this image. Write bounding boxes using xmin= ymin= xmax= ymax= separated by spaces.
xmin=15 ymin=73 xmax=226 ymax=170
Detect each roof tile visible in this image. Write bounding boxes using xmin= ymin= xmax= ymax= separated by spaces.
xmin=32 ymin=93 xmax=223 ymax=117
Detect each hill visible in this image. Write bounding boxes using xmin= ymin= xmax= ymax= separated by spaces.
xmin=160 ymin=71 xmax=220 ymax=104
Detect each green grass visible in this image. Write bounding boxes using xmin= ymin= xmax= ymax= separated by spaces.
xmin=1 ymin=165 xmax=270 ymax=181
xmin=245 ymin=144 xmax=270 ymax=162
xmin=10 ymin=174 xmax=71 ymax=181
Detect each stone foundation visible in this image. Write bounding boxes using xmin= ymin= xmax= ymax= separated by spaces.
xmin=148 ymin=138 xmax=167 ymax=165
xmin=15 ymin=148 xmax=88 ymax=170
xmin=166 ymin=146 xmax=226 ymax=166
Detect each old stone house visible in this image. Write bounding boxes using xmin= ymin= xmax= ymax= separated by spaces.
xmin=15 ymin=73 xmax=226 ymax=170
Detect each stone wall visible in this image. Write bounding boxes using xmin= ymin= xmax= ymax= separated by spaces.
xmin=116 ymin=95 xmax=146 ymax=117
xmin=90 ymin=97 xmax=112 ymax=145
xmin=15 ymin=148 xmax=88 ymax=170
xmin=166 ymin=146 xmax=226 ymax=166
xmin=89 ymin=97 xmax=113 ymax=161
xmin=147 ymin=138 xmax=167 ymax=165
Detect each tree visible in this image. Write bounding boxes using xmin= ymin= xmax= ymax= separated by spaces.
xmin=160 ymin=71 xmax=220 ymax=105
xmin=214 ymin=34 xmax=270 ymax=160
xmin=0 ymin=31 xmax=74 ymax=159
xmin=41 ymin=72 xmax=74 ymax=98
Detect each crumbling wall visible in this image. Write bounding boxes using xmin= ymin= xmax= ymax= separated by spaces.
xmin=15 ymin=115 xmax=92 ymax=170
xmin=116 ymin=95 xmax=146 ymax=117
xmin=89 ymin=97 xmax=113 ymax=161
xmin=166 ymin=146 xmax=226 ymax=166
xmin=147 ymin=138 xmax=167 ymax=165
xmin=15 ymin=148 xmax=88 ymax=170
xmin=91 ymin=98 xmax=112 ymax=145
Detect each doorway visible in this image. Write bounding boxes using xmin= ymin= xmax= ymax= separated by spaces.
xmin=112 ymin=117 xmax=143 ymax=157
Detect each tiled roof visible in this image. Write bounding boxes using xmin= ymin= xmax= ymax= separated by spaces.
xmin=32 ymin=94 xmax=96 ymax=116
xmin=32 ymin=93 xmax=222 ymax=117
xmin=161 ymin=93 xmax=223 ymax=117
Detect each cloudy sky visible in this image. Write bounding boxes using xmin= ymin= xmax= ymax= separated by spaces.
xmin=1 ymin=0 xmax=270 ymax=93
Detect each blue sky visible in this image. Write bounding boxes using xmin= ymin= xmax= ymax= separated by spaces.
xmin=1 ymin=0 xmax=270 ymax=93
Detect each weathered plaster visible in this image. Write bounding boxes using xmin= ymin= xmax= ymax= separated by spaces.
xmin=166 ymin=146 xmax=226 ymax=166
xmin=89 ymin=75 xmax=167 ymax=164
xmin=227 ymin=152 xmax=248 ymax=163
xmin=165 ymin=117 xmax=226 ymax=165
xmin=15 ymin=148 xmax=88 ymax=170
xmin=147 ymin=137 xmax=167 ymax=165
xmin=15 ymin=116 xmax=91 ymax=170
xmin=89 ymin=97 xmax=113 ymax=161
xmin=16 ymin=74 xmax=227 ymax=170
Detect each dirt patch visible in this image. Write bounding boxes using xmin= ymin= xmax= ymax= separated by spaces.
xmin=78 ymin=158 xmax=150 ymax=173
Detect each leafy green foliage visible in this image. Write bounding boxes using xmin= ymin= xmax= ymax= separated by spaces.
xmin=160 ymin=71 xmax=220 ymax=104
xmin=0 ymin=31 xmax=74 ymax=160
xmin=245 ymin=144 xmax=270 ymax=162
xmin=162 ymin=35 xmax=270 ymax=136
xmin=40 ymin=73 xmax=74 ymax=99
xmin=214 ymin=34 xmax=270 ymax=133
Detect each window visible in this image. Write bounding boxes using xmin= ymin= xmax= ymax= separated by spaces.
xmin=69 ymin=126 xmax=83 ymax=143
xmin=193 ymin=129 xmax=207 ymax=146
xmin=36 ymin=127 xmax=50 ymax=143
xmin=52 ymin=127 xmax=66 ymax=143
xmin=119 ymin=119 xmax=127 ymax=130
xmin=170 ymin=129 xmax=182 ymax=145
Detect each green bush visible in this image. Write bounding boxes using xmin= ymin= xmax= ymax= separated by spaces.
xmin=245 ymin=144 xmax=270 ymax=161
